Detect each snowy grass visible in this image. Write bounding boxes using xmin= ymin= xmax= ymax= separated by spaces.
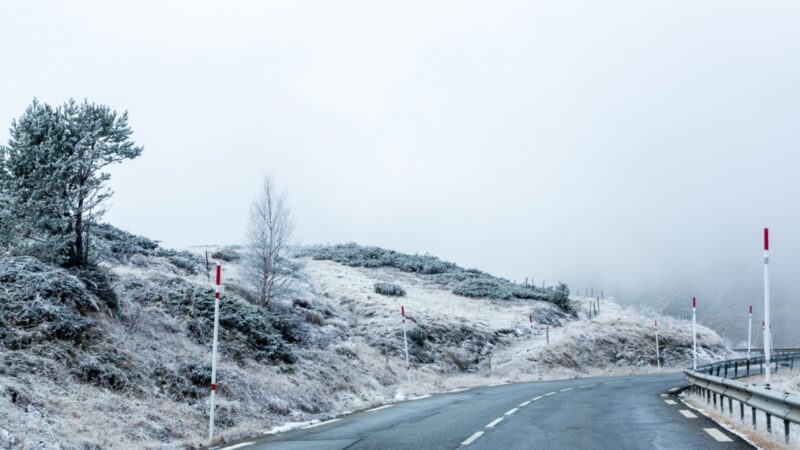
xmin=0 ymin=243 xmax=733 ymax=448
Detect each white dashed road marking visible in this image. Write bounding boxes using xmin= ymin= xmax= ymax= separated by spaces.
xmin=221 ymin=442 xmax=254 ymax=450
xmin=704 ymin=428 xmax=733 ymax=442
xmin=669 ymin=387 xmax=682 ymax=393
xmin=531 ymin=396 xmax=543 ymax=401
xmin=679 ymin=410 xmax=697 ymax=418
xmin=505 ymin=408 xmax=519 ymax=416
xmin=303 ymin=418 xmax=342 ymax=429
xmin=664 ymin=400 xmax=677 ymax=405
xmin=367 ymin=405 xmax=394 ymax=412
xmin=560 ymin=388 xmax=574 ymax=392
xmin=486 ymin=418 xmax=503 ymax=428
xmin=519 ymin=400 xmax=531 ymax=407
xmin=580 ymin=384 xmax=595 ymax=388
xmin=544 ymin=392 xmax=556 ymax=396
xmin=461 ymin=431 xmax=484 ymax=446
xmin=660 ymin=394 xmax=668 ymax=397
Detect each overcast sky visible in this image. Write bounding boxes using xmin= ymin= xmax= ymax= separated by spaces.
xmin=2 ymin=1 xmax=800 ymax=339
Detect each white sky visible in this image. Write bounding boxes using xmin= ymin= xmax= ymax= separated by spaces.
xmin=2 ymin=1 xmax=800 ymax=338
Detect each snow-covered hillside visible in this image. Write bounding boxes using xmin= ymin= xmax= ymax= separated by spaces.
xmin=0 ymin=229 xmax=731 ymax=448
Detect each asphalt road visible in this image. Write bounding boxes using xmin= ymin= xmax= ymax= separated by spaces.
xmin=224 ymin=373 xmax=752 ymax=450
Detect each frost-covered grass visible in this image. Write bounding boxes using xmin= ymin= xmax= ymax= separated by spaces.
xmin=0 ymin=235 xmax=734 ymax=449
xmin=296 ymin=243 xmax=569 ymax=309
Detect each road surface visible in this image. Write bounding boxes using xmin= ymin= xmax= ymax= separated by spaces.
xmin=221 ymin=373 xmax=752 ymax=449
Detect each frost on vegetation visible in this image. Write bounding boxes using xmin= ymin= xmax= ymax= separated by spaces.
xmin=374 ymin=282 xmax=406 ymax=297
xmin=123 ymin=277 xmax=298 ymax=363
xmin=211 ymin=246 xmax=241 ymax=262
xmin=0 ymin=256 xmax=101 ymax=347
xmin=299 ymin=243 xmax=571 ymax=311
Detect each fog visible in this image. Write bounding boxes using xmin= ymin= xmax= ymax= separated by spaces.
xmin=1 ymin=1 xmax=799 ymax=343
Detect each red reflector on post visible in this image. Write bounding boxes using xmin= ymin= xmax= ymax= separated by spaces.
xmin=215 ymin=263 xmax=221 ymax=285
xmin=210 ymin=383 xmax=217 ymax=391
xmin=401 ymin=305 xmax=405 ymax=317
xmin=692 ymin=297 xmax=696 ymax=308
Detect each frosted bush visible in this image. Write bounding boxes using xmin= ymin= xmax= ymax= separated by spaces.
xmin=211 ymin=246 xmax=241 ymax=262
xmin=452 ymin=277 xmax=513 ymax=299
xmin=374 ymin=282 xmax=406 ymax=297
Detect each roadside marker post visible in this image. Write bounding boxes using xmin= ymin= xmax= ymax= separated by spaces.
xmin=401 ymin=306 xmax=411 ymax=384
xmin=763 ymin=228 xmax=771 ymax=389
xmin=208 ymin=263 xmax=222 ymax=443
xmin=692 ymin=297 xmax=697 ymax=371
xmin=655 ymin=320 xmax=661 ymax=370
xmin=529 ymin=315 xmax=534 ymax=339
xmin=747 ymin=305 xmax=752 ymax=360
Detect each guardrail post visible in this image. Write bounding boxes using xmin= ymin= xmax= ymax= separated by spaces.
xmin=724 ymin=363 xmax=728 ymax=378
xmin=767 ymin=413 xmax=772 ymax=433
xmin=785 ymin=419 xmax=790 ymax=444
xmin=728 ymin=397 xmax=733 ymax=414
xmin=746 ymin=359 xmax=750 ymax=376
xmin=752 ymin=407 xmax=757 ymax=428
xmin=739 ymin=402 xmax=744 ymax=421
xmin=713 ymin=392 xmax=717 ymax=407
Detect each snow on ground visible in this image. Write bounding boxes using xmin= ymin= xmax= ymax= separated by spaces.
xmin=683 ymin=368 xmax=800 ymax=449
xmin=0 ymin=241 xmax=733 ymax=448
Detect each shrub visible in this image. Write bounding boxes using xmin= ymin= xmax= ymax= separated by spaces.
xmin=452 ymin=277 xmax=513 ymax=299
xmin=408 ymin=326 xmax=428 ymax=347
xmin=374 ymin=282 xmax=406 ymax=297
xmin=124 ymin=277 xmax=297 ymax=363
xmin=297 ymin=243 xmax=458 ymax=275
xmin=167 ymin=252 xmax=204 ymax=275
xmin=211 ymin=246 xmax=241 ymax=262
xmin=0 ymin=256 xmax=100 ymax=346
xmin=92 ymin=223 xmax=159 ymax=263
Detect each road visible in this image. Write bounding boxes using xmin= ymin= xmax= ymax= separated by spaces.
xmin=222 ymin=373 xmax=752 ymax=450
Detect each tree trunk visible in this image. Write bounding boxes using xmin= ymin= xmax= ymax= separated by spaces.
xmin=72 ymin=197 xmax=84 ymax=267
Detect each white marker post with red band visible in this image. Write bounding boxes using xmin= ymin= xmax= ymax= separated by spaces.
xmin=655 ymin=320 xmax=660 ymax=371
xmin=208 ymin=263 xmax=221 ymax=442
xmin=763 ymin=228 xmax=771 ymax=389
xmin=747 ymin=305 xmax=753 ymax=360
xmin=401 ymin=306 xmax=411 ymax=384
xmin=692 ymin=297 xmax=697 ymax=371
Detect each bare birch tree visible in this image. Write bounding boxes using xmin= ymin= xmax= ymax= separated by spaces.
xmin=244 ymin=175 xmax=295 ymax=305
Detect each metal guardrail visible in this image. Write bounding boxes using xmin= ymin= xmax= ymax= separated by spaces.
xmin=684 ymin=352 xmax=800 ymax=444
xmin=732 ymin=348 xmax=800 ymax=356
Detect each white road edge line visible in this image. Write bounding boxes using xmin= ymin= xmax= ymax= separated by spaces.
xmin=679 ymin=410 xmax=697 ymax=418
xmin=505 ymin=408 xmax=519 ymax=416
xmin=449 ymin=388 xmax=470 ymax=393
xmin=303 ymin=418 xmax=342 ymax=429
xmin=486 ymin=417 xmax=503 ymax=428
xmin=461 ymin=431 xmax=484 ymax=446
xmin=664 ymin=400 xmax=677 ymax=405
xmin=366 ymin=405 xmax=394 ymax=412
xmin=704 ymin=428 xmax=733 ymax=442
xmin=519 ymin=400 xmax=531 ymax=407
xmin=560 ymin=388 xmax=574 ymax=392
xmin=410 ymin=394 xmax=431 ymax=401
xmin=220 ymin=442 xmax=255 ymax=450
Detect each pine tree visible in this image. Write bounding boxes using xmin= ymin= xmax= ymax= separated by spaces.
xmin=0 ymin=99 xmax=142 ymax=267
